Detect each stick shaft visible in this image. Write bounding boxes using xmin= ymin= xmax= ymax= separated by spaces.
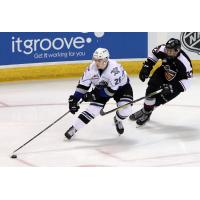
xmin=13 ymin=111 xmax=70 ymax=153
xmin=12 ymin=100 xmax=84 ymax=154
xmin=100 ymin=89 xmax=162 ymax=116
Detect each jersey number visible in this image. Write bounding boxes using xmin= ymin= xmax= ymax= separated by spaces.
xmin=114 ymin=77 xmax=121 ymax=85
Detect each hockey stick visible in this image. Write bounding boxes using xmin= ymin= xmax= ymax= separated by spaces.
xmin=100 ymin=89 xmax=162 ymax=116
xmin=11 ymin=100 xmax=83 ymax=157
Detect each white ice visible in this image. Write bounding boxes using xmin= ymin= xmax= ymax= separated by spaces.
xmin=0 ymin=76 xmax=200 ymax=167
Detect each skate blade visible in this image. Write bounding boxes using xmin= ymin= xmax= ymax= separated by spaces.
xmin=136 ymin=124 xmax=145 ymax=128
xmin=136 ymin=120 xmax=150 ymax=128
xmin=63 ymin=137 xmax=71 ymax=142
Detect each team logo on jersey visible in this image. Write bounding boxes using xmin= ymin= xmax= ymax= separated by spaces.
xmin=180 ymin=32 xmax=200 ymax=54
xmin=164 ymin=65 xmax=177 ymax=81
xmin=111 ymin=67 xmax=120 ymax=76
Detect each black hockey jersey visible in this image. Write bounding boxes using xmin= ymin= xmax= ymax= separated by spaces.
xmin=146 ymin=45 xmax=193 ymax=91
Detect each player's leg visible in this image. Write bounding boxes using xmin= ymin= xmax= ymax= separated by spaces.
xmin=130 ymin=68 xmax=164 ymax=125
xmin=136 ymin=69 xmax=181 ymax=125
xmin=65 ymin=99 xmax=107 ymax=140
xmin=136 ymin=87 xmax=181 ymax=126
xmin=136 ymin=84 xmax=159 ymax=125
xmin=65 ymin=103 xmax=104 ymax=139
xmin=155 ymin=89 xmax=181 ymax=107
xmin=114 ymin=83 xmax=133 ymax=134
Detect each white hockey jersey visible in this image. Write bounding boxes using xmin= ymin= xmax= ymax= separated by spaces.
xmin=75 ymin=59 xmax=129 ymax=97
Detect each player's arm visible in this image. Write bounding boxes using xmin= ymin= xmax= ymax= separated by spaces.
xmin=83 ymin=81 xmax=116 ymax=102
xmin=73 ymin=67 xmax=92 ymax=100
xmin=83 ymin=74 xmax=119 ymax=102
xmin=139 ymin=45 xmax=163 ymax=82
xmin=68 ymin=67 xmax=92 ymax=114
xmin=177 ymin=63 xmax=193 ymax=92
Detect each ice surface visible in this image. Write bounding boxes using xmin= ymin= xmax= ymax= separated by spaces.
xmin=0 ymin=76 xmax=200 ymax=166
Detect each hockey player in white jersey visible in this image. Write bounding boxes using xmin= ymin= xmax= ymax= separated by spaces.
xmin=65 ymin=48 xmax=133 ymax=140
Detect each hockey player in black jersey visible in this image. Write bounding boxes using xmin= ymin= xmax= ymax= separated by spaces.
xmin=129 ymin=38 xmax=193 ymax=125
xmin=65 ymin=48 xmax=133 ymax=140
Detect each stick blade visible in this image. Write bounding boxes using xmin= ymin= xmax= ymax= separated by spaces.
xmin=100 ymin=109 xmax=106 ymax=116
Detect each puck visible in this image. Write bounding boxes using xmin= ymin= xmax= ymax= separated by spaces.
xmin=11 ymin=155 xmax=17 ymax=159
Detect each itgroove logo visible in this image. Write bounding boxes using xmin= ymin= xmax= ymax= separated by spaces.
xmin=11 ymin=32 xmax=105 ymax=55
xmin=0 ymin=32 xmax=148 ymax=65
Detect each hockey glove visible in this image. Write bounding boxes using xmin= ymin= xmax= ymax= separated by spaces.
xmin=139 ymin=64 xmax=152 ymax=82
xmin=161 ymin=84 xmax=174 ymax=96
xmin=82 ymin=91 xmax=96 ymax=102
xmin=68 ymin=95 xmax=80 ymax=114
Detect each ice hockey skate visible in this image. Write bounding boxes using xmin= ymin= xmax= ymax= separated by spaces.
xmin=136 ymin=109 xmax=152 ymax=126
xmin=64 ymin=126 xmax=77 ymax=140
xmin=129 ymin=108 xmax=143 ymax=121
xmin=114 ymin=116 xmax=124 ymax=135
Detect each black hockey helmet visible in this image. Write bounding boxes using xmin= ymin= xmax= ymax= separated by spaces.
xmin=166 ymin=38 xmax=181 ymax=51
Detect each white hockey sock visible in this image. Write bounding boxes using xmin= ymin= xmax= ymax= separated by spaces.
xmin=73 ymin=118 xmax=87 ymax=131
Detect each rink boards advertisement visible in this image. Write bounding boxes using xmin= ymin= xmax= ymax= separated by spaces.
xmin=0 ymin=32 xmax=148 ymax=66
xmin=0 ymin=32 xmax=199 ymax=82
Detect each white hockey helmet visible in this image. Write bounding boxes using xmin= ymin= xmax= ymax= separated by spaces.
xmin=93 ymin=48 xmax=110 ymax=60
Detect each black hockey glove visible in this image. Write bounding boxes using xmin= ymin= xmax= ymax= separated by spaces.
xmin=82 ymin=91 xmax=96 ymax=102
xmin=68 ymin=95 xmax=80 ymax=114
xmin=139 ymin=64 xmax=152 ymax=82
xmin=161 ymin=84 xmax=174 ymax=96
